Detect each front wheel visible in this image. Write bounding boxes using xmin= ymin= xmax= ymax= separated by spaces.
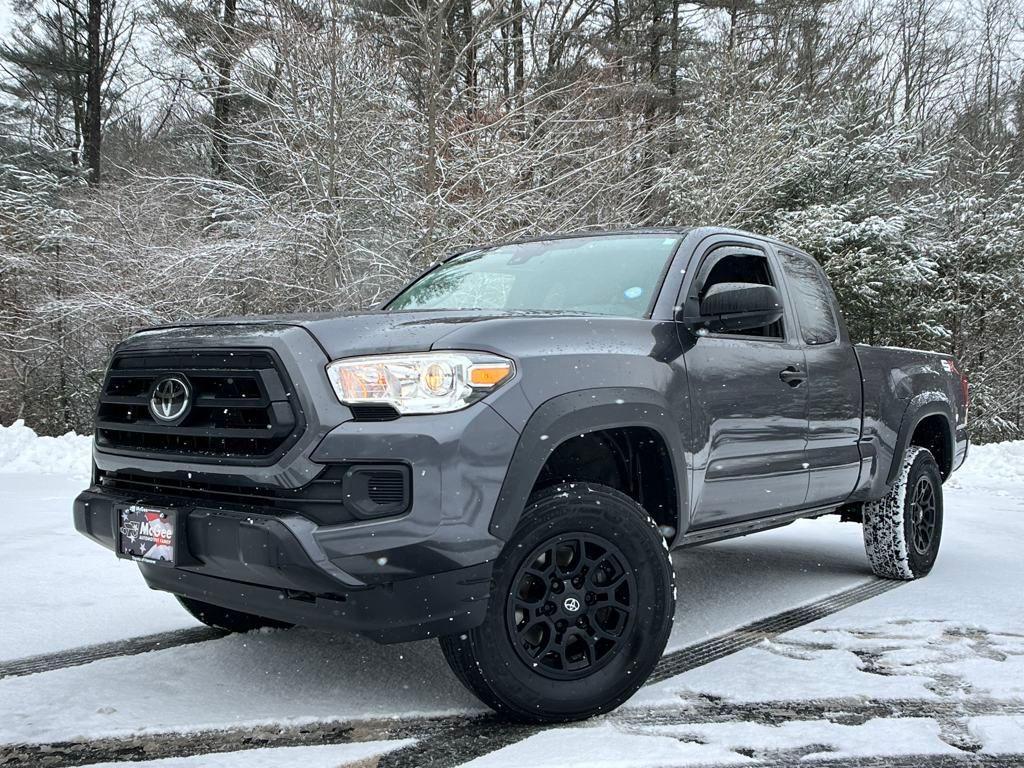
xmin=440 ymin=484 xmax=675 ymax=723
xmin=862 ymin=446 xmax=944 ymax=580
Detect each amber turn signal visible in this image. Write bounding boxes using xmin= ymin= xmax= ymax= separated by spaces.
xmin=469 ymin=362 xmax=513 ymax=387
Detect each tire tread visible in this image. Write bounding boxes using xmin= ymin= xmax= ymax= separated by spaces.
xmin=862 ymin=446 xmax=940 ymax=580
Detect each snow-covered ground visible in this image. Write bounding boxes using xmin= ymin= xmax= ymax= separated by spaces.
xmin=469 ymin=448 xmax=1024 ymax=766
xmin=0 ymin=422 xmax=200 ymax=659
xmin=80 ymin=741 xmax=415 ymax=768
xmin=1 ymin=420 xmax=1022 ymax=766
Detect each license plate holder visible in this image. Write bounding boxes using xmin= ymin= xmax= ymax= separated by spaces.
xmin=116 ymin=504 xmax=178 ymax=565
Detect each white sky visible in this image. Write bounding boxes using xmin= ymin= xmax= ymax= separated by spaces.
xmin=0 ymin=1 xmax=12 ymax=39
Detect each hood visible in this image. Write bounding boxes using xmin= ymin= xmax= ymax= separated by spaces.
xmin=142 ymin=309 xmax=569 ymax=360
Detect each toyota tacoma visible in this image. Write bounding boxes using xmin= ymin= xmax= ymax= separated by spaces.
xmin=74 ymin=227 xmax=969 ymax=722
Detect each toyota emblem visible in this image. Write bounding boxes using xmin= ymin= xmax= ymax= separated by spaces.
xmin=149 ymin=375 xmax=191 ymax=423
xmin=563 ymin=597 xmax=581 ymax=613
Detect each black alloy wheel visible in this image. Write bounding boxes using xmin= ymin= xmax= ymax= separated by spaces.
xmin=507 ymin=532 xmax=637 ymax=680
xmin=910 ymin=474 xmax=938 ymax=556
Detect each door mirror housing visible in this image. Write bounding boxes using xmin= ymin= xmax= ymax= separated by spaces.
xmin=695 ymin=282 xmax=784 ymax=333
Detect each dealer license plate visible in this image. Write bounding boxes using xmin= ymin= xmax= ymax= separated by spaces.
xmin=117 ymin=505 xmax=177 ymax=564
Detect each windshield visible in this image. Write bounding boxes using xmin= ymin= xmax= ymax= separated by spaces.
xmin=387 ymin=234 xmax=681 ymax=318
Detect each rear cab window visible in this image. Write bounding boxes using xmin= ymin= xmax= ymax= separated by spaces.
xmin=777 ymin=250 xmax=839 ymax=345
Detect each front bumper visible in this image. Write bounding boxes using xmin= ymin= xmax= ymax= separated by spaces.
xmin=74 ymin=487 xmax=494 ymax=643
xmin=77 ymin=326 xmax=523 ymax=643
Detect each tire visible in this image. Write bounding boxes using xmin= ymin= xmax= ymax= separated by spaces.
xmin=175 ymin=595 xmax=293 ymax=633
xmin=440 ymin=483 xmax=675 ymax=723
xmin=862 ymin=446 xmax=943 ymax=580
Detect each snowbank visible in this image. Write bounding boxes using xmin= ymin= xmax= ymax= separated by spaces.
xmin=950 ymin=439 xmax=1024 ymax=488
xmin=0 ymin=420 xmax=92 ymax=479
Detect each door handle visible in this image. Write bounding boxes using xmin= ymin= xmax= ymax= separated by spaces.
xmin=779 ymin=366 xmax=807 ymax=387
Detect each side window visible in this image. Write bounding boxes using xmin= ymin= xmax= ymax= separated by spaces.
xmin=778 ymin=251 xmax=838 ymax=345
xmin=697 ymin=250 xmax=784 ymax=339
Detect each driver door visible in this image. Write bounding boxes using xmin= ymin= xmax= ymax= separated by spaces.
xmin=681 ymin=243 xmax=810 ymax=529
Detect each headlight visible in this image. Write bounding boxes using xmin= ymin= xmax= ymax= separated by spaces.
xmin=326 ymin=352 xmax=515 ymax=414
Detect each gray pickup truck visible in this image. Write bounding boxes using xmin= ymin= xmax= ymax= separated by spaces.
xmin=74 ymin=227 xmax=969 ymax=722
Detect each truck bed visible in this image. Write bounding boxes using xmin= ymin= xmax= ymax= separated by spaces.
xmin=855 ymin=343 xmax=969 ymax=497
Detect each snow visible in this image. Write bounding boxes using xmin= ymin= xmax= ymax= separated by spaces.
xmin=640 ymin=642 xmax=939 ymax=704
xmin=80 ymin=740 xmax=414 ymax=768
xmin=664 ymin=717 xmax=962 ymax=760
xmin=0 ymin=625 xmax=480 ymax=744
xmin=0 ymin=473 xmax=199 ymax=660
xmin=461 ymin=725 xmax=747 ymax=768
xmin=947 ymin=439 xmax=1024 ymax=486
xmin=468 ymin=718 xmax=964 ymax=768
xmin=1 ymin=423 xmax=1023 ymax=764
xmin=969 ymin=716 xmax=1024 ymax=755
xmin=0 ymin=419 xmax=92 ymax=478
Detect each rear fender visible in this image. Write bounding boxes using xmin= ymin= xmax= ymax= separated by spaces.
xmin=883 ymin=393 xmax=955 ymax=489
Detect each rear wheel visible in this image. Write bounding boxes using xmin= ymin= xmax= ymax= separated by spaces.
xmin=175 ymin=596 xmax=293 ymax=633
xmin=440 ymin=483 xmax=675 ymax=723
xmin=862 ymin=446 xmax=943 ymax=580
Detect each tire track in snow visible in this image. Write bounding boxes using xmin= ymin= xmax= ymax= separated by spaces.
xmin=0 ymin=626 xmax=226 ymax=679
xmin=619 ymin=697 xmax=1024 ymax=726
xmin=0 ymin=578 xmax=896 ymax=683
xmin=0 ymin=716 xmax=459 ymax=768
xmin=375 ymin=718 xmax=542 ymax=768
xmin=648 ymin=577 xmax=903 ymax=684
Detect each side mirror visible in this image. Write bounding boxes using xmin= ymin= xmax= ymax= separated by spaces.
xmin=696 ymin=282 xmax=783 ymax=333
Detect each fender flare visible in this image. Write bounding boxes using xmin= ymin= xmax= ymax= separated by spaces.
xmin=488 ymin=387 xmax=688 ymax=540
xmin=885 ymin=393 xmax=956 ymax=485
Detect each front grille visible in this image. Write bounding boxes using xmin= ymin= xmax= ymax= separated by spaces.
xmin=95 ymin=350 xmax=303 ymax=462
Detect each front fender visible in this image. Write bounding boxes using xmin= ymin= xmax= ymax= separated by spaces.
xmin=488 ymin=387 xmax=688 ymax=540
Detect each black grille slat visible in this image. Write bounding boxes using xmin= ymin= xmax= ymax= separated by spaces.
xmin=98 ymin=467 xmax=355 ymax=525
xmin=95 ymin=350 xmax=301 ymax=462
xmin=96 ymin=421 xmax=294 ymax=439
xmin=112 ymin=351 xmax=277 ymax=370
xmin=99 ymin=468 xmax=342 ymax=506
xmin=194 ymin=395 xmax=268 ymax=409
xmin=350 ymin=404 xmax=401 ymax=421
xmin=99 ymin=395 xmax=151 ymax=405
xmin=367 ymin=472 xmax=406 ymax=504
